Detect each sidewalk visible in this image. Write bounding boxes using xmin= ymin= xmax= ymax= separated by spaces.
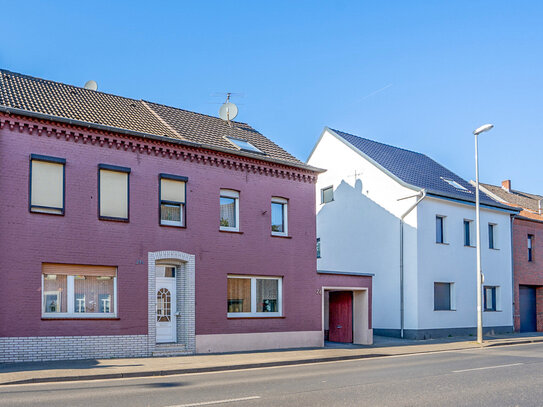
xmin=2 ymin=333 xmax=542 ymax=386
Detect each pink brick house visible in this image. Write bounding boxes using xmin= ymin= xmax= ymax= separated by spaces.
xmin=0 ymin=70 xmax=372 ymax=362
xmin=479 ymin=180 xmax=543 ymax=332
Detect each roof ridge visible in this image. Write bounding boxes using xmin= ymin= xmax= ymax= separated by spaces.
xmin=331 ymin=128 xmax=426 ymax=157
xmin=479 ymin=182 xmax=543 ymax=200
xmin=0 ymin=69 xmax=144 ymax=105
xmin=143 ymin=99 xmax=252 ymax=129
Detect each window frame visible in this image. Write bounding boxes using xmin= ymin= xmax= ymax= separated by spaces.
xmin=98 ymin=164 xmax=131 ymax=222
xmin=488 ymin=223 xmax=497 ymax=249
xmin=436 ymin=215 xmax=446 ymax=244
xmin=224 ymin=137 xmax=265 ymax=154
xmin=159 ymin=173 xmax=188 ymax=228
xmin=528 ymin=234 xmax=534 ymax=262
xmin=463 ymin=219 xmax=474 ymax=247
xmin=219 ymin=189 xmax=240 ymax=232
xmin=483 ymin=286 xmax=499 ymax=311
xmin=41 ymin=269 xmax=118 ymax=319
xmin=321 ymin=185 xmax=334 ymax=204
xmin=434 ymin=282 xmax=455 ymax=311
xmin=317 ymin=237 xmax=321 ymax=258
xmin=29 ymin=154 xmax=66 ymax=216
xmin=227 ymin=275 xmax=283 ymax=318
xmin=271 ymin=197 xmax=288 ymax=237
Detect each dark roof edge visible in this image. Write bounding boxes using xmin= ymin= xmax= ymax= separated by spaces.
xmin=0 ymin=106 xmax=324 ymax=174
xmin=515 ymin=215 xmax=543 ymax=224
xmin=309 ymin=126 xmax=420 ymax=192
xmin=425 ymin=191 xmax=520 ymax=213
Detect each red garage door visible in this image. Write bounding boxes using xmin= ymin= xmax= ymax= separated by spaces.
xmin=329 ymin=291 xmax=353 ymax=343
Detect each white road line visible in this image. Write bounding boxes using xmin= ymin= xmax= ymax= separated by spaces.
xmin=453 ymin=363 xmax=524 ymax=373
xmin=165 ymin=396 xmax=261 ymax=407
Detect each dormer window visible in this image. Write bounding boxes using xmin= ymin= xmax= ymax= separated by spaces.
xmin=225 ymin=137 xmax=264 ymax=154
xmin=441 ymin=177 xmax=468 ymax=191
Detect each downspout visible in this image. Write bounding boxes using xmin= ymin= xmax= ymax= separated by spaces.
xmin=510 ymin=213 xmax=516 ymax=331
xmin=399 ymin=189 xmax=427 ymax=339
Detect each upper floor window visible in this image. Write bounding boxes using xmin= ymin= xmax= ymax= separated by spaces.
xmin=317 ymin=238 xmax=321 ymax=258
xmin=42 ymin=263 xmax=117 ymax=318
xmin=436 ymin=215 xmax=445 ymax=244
xmin=271 ymin=197 xmax=288 ymax=236
xmin=464 ymin=220 xmax=473 ymax=246
xmin=321 ymin=186 xmax=334 ymax=204
xmin=528 ymin=234 xmax=534 ymax=262
xmin=159 ymin=174 xmax=187 ymax=227
xmin=30 ymin=154 xmax=66 ymax=215
xmin=488 ymin=223 xmax=497 ymax=249
xmin=220 ymin=189 xmax=239 ymax=231
xmin=98 ymin=164 xmax=130 ymax=221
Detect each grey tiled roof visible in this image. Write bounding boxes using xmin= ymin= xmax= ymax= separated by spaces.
xmin=0 ymin=69 xmax=307 ymax=168
xmin=331 ymin=128 xmax=509 ymax=208
xmin=480 ymin=183 xmax=543 ymax=214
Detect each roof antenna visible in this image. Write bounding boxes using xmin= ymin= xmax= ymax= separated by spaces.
xmin=219 ymin=93 xmax=238 ymax=127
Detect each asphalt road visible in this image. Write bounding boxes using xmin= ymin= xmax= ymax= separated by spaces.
xmin=1 ymin=342 xmax=543 ymax=407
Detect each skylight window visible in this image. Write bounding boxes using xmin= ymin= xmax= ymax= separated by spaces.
xmin=226 ymin=137 xmax=264 ymax=154
xmin=441 ymin=177 xmax=468 ymax=191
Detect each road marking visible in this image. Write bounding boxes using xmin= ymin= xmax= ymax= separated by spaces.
xmin=453 ymin=363 xmax=524 ymax=373
xmin=165 ymin=396 xmax=261 ymax=407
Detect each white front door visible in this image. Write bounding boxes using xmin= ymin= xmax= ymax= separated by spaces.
xmin=156 ymin=266 xmax=177 ymax=343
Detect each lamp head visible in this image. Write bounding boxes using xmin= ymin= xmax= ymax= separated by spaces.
xmin=473 ymin=124 xmax=494 ymax=135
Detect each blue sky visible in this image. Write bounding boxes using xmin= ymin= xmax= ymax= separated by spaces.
xmin=2 ymin=1 xmax=542 ymax=192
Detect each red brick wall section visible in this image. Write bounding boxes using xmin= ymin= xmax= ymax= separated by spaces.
xmin=0 ymin=116 xmax=330 ymax=338
xmin=512 ymin=218 xmax=543 ymax=331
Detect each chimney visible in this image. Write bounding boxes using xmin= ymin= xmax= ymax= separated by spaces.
xmin=502 ymin=180 xmax=511 ymax=192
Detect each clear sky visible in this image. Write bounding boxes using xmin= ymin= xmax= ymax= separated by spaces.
xmin=2 ymin=1 xmax=541 ymax=193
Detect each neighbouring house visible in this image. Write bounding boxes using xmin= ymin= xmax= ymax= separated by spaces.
xmin=478 ymin=180 xmax=543 ymax=332
xmin=308 ymin=127 xmax=519 ymax=339
xmin=0 ymin=71 xmax=372 ymax=362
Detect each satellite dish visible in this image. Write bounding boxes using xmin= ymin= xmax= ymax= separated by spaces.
xmin=219 ymin=102 xmax=238 ymax=122
xmin=84 ymin=80 xmax=98 ymax=91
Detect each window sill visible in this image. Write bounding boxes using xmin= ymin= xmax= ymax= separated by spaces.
xmin=30 ymin=209 xmax=65 ymax=216
xmin=42 ymin=317 xmax=119 ymax=320
xmin=227 ymin=316 xmax=285 ymax=319
xmin=484 ymin=310 xmax=502 ymax=312
xmin=271 ymin=234 xmax=291 ymax=239
xmin=436 ymin=242 xmax=449 ymax=245
xmin=489 ymin=248 xmax=500 ymax=251
xmin=99 ymin=216 xmax=129 ymax=223
xmin=160 ymin=223 xmax=186 ymax=229
xmin=433 ymin=309 xmax=456 ymax=312
xmin=219 ymin=229 xmax=243 ymax=234
xmin=464 ymin=245 xmax=476 ymax=248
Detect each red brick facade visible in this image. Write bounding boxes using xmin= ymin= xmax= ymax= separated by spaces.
xmin=512 ymin=217 xmax=543 ymax=331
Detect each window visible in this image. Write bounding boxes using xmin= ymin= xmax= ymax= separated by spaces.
xmin=528 ymin=234 xmax=534 ymax=262
xmin=42 ymin=263 xmax=117 ymax=318
xmin=227 ymin=276 xmax=282 ymax=317
xmin=220 ymin=189 xmax=239 ymax=231
xmin=321 ymin=186 xmax=334 ymax=204
xmin=436 ymin=216 xmax=445 ymax=244
xmin=159 ymin=174 xmax=187 ymax=227
xmin=434 ymin=282 xmax=454 ymax=311
xmin=98 ymin=164 xmax=130 ymax=221
xmin=441 ymin=177 xmax=468 ymax=191
xmin=317 ymin=238 xmax=321 ymax=258
xmin=225 ymin=137 xmax=264 ymax=154
xmin=464 ymin=220 xmax=473 ymax=246
xmin=484 ymin=286 xmax=499 ymax=311
xmin=271 ymin=197 xmax=288 ymax=236
xmin=488 ymin=223 xmax=496 ymax=249
xmin=29 ymin=154 xmax=66 ymax=215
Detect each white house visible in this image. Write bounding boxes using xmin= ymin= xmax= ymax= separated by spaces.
xmin=308 ymin=127 xmax=517 ymax=339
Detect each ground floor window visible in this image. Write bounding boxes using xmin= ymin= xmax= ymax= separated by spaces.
xmin=42 ymin=263 xmax=117 ymax=318
xmin=434 ymin=282 xmax=455 ymax=311
xmin=227 ymin=275 xmax=282 ymax=317
xmin=484 ymin=286 xmax=499 ymax=311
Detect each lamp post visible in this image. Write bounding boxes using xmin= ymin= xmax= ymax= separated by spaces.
xmin=473 ymin=123 xmax=494 ymax=344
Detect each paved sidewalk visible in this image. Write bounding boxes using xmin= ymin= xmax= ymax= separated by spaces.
xmin=1 ymin=333 xmax=542 ymax=386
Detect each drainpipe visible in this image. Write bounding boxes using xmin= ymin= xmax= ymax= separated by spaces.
xmin=399 ymin=189 xmax=427 ymax=339
xmin=510 ymin=213 xmax=516 ymax=331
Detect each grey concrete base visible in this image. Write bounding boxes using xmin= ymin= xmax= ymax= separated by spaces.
xmin=374 ymin=326 xmax=514 ymax=340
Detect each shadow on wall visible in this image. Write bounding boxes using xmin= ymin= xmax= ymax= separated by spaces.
xmin=317 ymin=179 xmax=416 ymax=329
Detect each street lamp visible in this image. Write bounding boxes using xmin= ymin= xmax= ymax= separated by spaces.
xmin=473 ymin=123 xmax=494 ymax=344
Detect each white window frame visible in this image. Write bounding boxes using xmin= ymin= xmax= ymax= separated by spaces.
xmin=159 ymin=174 xmax=187 ymax=228
xmin=220 ymin=189 xmax=240 ymax=232
xmin=227 ymin=275 xmax=282 ymax=318
xmin=321 ymin=186 xmax=334 ymax=204
xmin=436 ymin=215 xmax=447 ymax=244
xmin=441 ymin=177 xmax=468 ymax=191
xmin=271 ymin=197 xmax=288 ymax=237
xmin=488 ymin=223 xmax=498 ymax=249
xmin=463 ymin=219 xmax=474 ymax=247
xmin=41 ymin=273 xmax=118 ymax=318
